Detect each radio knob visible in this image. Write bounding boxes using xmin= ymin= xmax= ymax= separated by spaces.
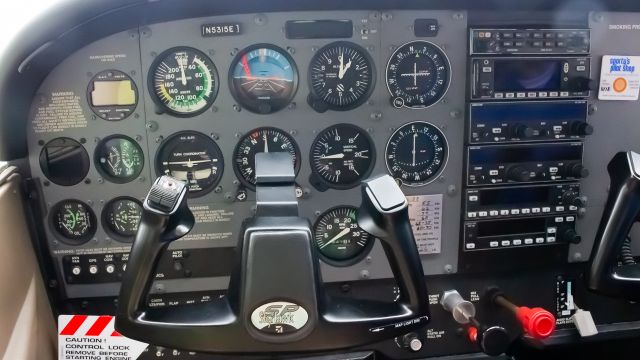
xmin=562 ymin=191 xmax=588 ymax=208
xmin=571 ymin=122 xmax=594 ymax=136
xmin=566 ymin=164 xmax=589 ymax=179
xmin=560 ymin=227 xmax=582 ymax=244
xmin=512 ymin=124 xmax=535 ymax=139
xmin=507 ymin=166 xmax=531 ymax=182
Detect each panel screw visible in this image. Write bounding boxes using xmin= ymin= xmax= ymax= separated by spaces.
xmin=97 ymin=178 xmax=104 ymax=184
xmin=447 ymin=184 xmax=456 ymax=195
xmin=150 ymin=51 xmax=157 ymax=58
xmin=573 ymin=252 xmax=583 ymax=261
xmin=588 ymin=103 xmax=597 ymax=115
xmin=311 ymin=46 xmax=318 ymax=52
xmin=369 ymin=11 xmax=380 ymax=21
xmin=210 ymin=105 xmax=218 ymax=113
xmin=453 ymin=12 xmax=464 ymax=20
xmin=84 ymin=179 xmax=91 ymax=185
xmin=287 ymin=47 xmax=295 ymax=55
xmin=211 ymin=133 xmax=220 ymax=140
xmin=230 ymin=48 xmax=239 ymax=56
xmin=288 ymin=102 xmax=297 ymax=110
xmin=155 ymin=136 xmax=163 ymax=143
xmin=135 ymin=135 xmax=142 ymax=142
xmin=444 ymin=264 xmax=453 ymax=273
xmin=254 ymin=14 xmax=268 ymax=25
xmin=290 ymin=129 xmax=298 ymax=136
xmin=381 ymin=12 xmax=393 ymax=21
xmin=359 ymin=270 xmax=370 ymax=279
xmin=214 ymin=186 xmax=223 ymax=193
xmin=450 ymin=110 xmax=461 ymax=119
xmin=233 ymin=104 xmax=241 ymax=112
xmin=208 ymin=49 xmax=215 ymax=57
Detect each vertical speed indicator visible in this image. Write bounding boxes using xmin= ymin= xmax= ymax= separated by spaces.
xmin=150 ymin=47 xmax=218 ymax=116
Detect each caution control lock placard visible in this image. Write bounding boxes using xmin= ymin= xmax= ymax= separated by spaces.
xmin=58 ymin=315 xmax=148 ymax=360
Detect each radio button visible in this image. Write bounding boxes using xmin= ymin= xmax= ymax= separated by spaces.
xmin=555 ymin=217 xmax=564 ymax=223
xmin=524 ymin=238 xmax=534 ymax=244
xmin=527 ymin=92 xmax=537 ymax=98
xmin=542 ymin=207 xmax=551 ymax=213
xmin=532 ymin=208 xmax=541 ymax=213
xmin=506 ymin=93 xmax=515 ymax=98
xmin=560 ymin=91 xmax=569 ymax=97
xmin=513 ymin=239 xmax=522 ymax=245
xmin=547 ymin=236 xmax=556 ymax=243
xmin=511 ymin=209 xmax=520 ymax=215
xmin=566 ymin=216 xmax=575 ymax=222
xmin=515 ymin=32 xmax=527 ymax=38
xmin=502 ymin=41 xmax=514 ymax=47
xmin=544 ymin=41 xmax=555 ymax=47
xmin=521 ymin=208 xmax=531 ymax=214
xmin=489 ymin=169 xmax=499 ymax=176
xmin=500 ymin=210 xmax=510 ymax=216
xmin=501 ymin=240 xmax=511 ymax=246
xmin=532 ymin=32 xmax=543 ymax=38
xmin=502 ymin=32 xmax=514 ymax=39
xmin=490 ymin=210 xmax=499 ymax=216
xmin=490 ymin=241 xmax=499 ymax=248
xmin=549 ymin=91 xmax=559 ymax=97
xmin=548 ymin=227 xmax=557 ymax=234
xmin=557 ymin=41 xmax=567 ymax=47
xmin=483 ymin=66 xmax=492 ymax=73
xmin=569 ymin=205 xmax=578 ymax=211
xmin=516 ymin=92 xmax=526 ymax=98
xmin=469 ymin=195 xmax=479 ymax=201
xmin=545 ymin=32 xmax=556 ymax=39
xmin=536 ymin=237 xmax=545 ymax=244
xmin=514 ymin=41 xmax=525 ymax=47
xmin=466 ymin=243 xmax=476 ymax=249
xmin=556 ymin=206 xmax=565 ymax=212
xmin=468 ymin=212 xmax=477 ymax=218
xmin=479 ymin=211 xmax=488 ymax=217
xmin=494 ymin=92 xmax=504 ymax=98
xmin=576 ymin=65 xmax=586 ymax=72
xmin=539 ymin=92 xmax=548 ymax=97
xmin=492 ymin=128 xmax=502 ymax=134
xmin=532 ymin=41 xmax=543 ymax=47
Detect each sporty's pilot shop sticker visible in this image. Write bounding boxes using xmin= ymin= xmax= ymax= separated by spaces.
xmin=598 ymin=55 xmax=640 ymax=101
xmin=58 ymin=315 xmax=148 ymax=360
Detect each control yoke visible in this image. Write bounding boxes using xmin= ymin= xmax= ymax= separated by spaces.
xmin=115 ymin=152 xmax=430 ymax=354
xmin=588 ymin=151 xmax=640 ymax=300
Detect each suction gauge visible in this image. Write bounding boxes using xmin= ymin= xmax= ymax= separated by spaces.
xmin=95 ymin=135 xmax=144 ymax=183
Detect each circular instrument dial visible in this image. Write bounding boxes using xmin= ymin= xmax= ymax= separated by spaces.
xmin=156 ymin=131 xmax=224 ymax=197
xmin=233 ymin=127 xmax=300 ymax=189
xmin=313 ymin=206 xmax=373 ymax=266
xmin=102 ymin=197 xmax=142 ymax=242
xmin=229 ymin=44 xmax=298 ymax=114
xmin=95 ymin=135 xmax=144 ymax=183
xmin=310 ymin=124 xmax=375 ymax=189
xmin=150 ymin=47 xmax=218 ymax=116
xmin=386 ymin=41 xmax=450 ymax=109
xmin=39 ymin=137 xmax=90 ymax=186
xmin=308 ymin=41 xmax=375 ymax=111
xmin=385 ymin=121 xmax=448 ymax=186
xmin=51 ymin=200 xmax=97 ymax=244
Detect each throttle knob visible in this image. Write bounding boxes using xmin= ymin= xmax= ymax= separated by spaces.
xmin=507 ymin=166 xmax=531 ymax=182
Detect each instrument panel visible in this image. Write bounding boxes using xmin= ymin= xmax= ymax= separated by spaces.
xmin=27 ymin=10 xmax=467 ymax=299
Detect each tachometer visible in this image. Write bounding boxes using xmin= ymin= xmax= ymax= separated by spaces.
xmin=233 ymin=127 xmax=300 ymax=189
xmin=308 ymin=41 xmax=375 ymax=112
xmin=229 ymin=44 xmax=298 ymax=114
xmin=156 ymin=131 xmax=224 ymax=197
xmin=309 ymin=124 xmax=375 ymax=190
xmin=385 ymin=121 xmax=448 ymax=186
xmin=313 ymin=206 xmax=373 ymax=266
xmin=150 ymin=47 xmax=218 ymax=116
xmin=386 ymin=41 xmax=450 ymax=109
xmin=95 ymin=135 xmax=144 ymax=183
xmin=102 ymin=197 xmax=142 ymax=242
xmin=50 ymin=200 xmax=97 ymax=245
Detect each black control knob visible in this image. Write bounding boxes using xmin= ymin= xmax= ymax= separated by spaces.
xmin=568 ymin=76 xmax=593 ymax=92
xmin=571 ymin=121 xmax=594 ymax=136
xmin=507 ymin=166 xmax=531 ymax=182
xmin=562 ymin=191 xmax=588 ymax=208
xmin=475 ymin=326 xmax=510 ymax=357
xmin=512 ymin=124 xmax=535 ymax=139
xmin=566 ymin=164 xmax=589 ymax=179
xmin=560 ymin=227 xmax=582 ymax=244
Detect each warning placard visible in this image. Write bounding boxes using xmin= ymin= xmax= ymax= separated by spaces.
xmin=58 ymin=315 xmax=148 ymax=360
xmin=598 ymin=55 xmax=640 ymax=101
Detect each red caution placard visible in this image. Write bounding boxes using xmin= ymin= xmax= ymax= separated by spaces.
xmin=58 ymin=315 xmax=148 ymax=360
